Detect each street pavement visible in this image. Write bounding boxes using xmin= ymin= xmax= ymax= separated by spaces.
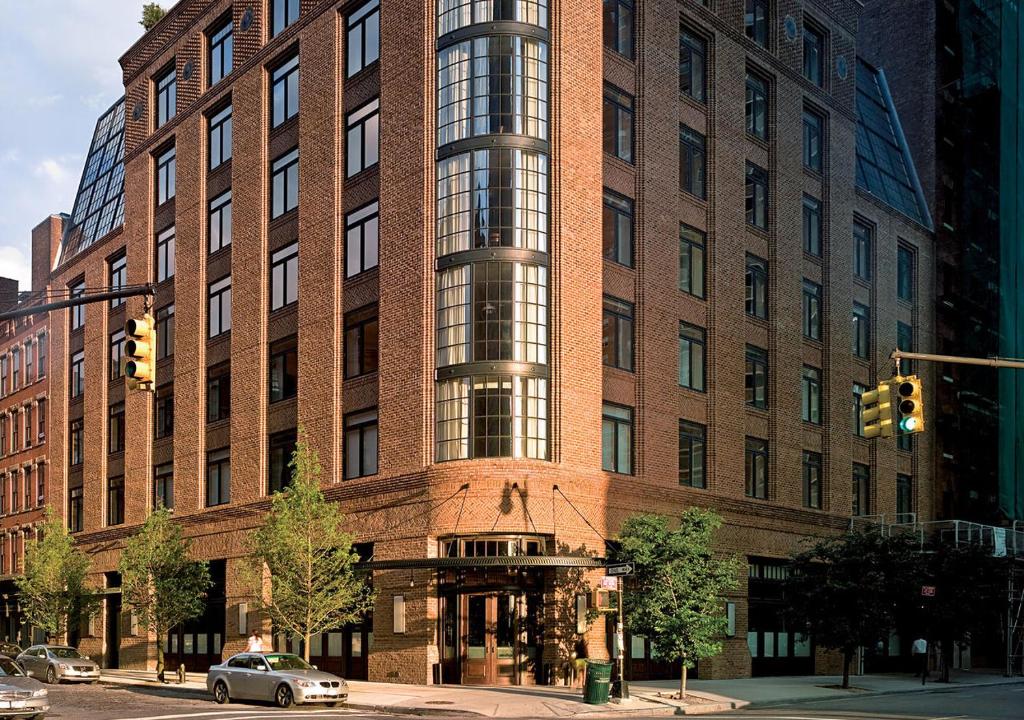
xmin=706 ymin=683 xmax=1024 ymax=719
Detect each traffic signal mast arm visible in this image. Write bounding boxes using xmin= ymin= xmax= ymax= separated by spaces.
xmin=892 ymin=349 xmax=1024 ymax=372
xmin=0 ymin=284 xmax=155 ymax=321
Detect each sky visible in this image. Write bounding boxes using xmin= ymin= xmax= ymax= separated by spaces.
xmin=0 ymin=1 xmax=148 ymax=291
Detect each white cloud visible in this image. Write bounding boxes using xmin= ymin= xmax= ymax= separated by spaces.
xmin=0 ymin=245 xmax=32 ymax=289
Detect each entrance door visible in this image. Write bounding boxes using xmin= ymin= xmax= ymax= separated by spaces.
xmin=461 ymin=593 xmax=517 ymax=685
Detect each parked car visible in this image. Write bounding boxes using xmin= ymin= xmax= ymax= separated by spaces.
xmin=207 ymin=652 xmax=348 ymax=708
xmin=15 ymin=646 xmax=99 ymax=684
xmin=0 ymin=654 xmax=49 ymax=719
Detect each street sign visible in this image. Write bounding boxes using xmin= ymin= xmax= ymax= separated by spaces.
xmin=606 ymin=563 xmax=633 ymax=577
xmin=921 ymin=585 xmax=936 ymax=597
xmin=600 ymin=576 xmax=618 ymax=589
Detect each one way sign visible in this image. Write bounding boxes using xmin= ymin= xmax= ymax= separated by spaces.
xmin=606 ymin=563 xmax=634 ymax=577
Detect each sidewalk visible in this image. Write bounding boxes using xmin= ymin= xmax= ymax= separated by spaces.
xmin=100 ymin=669 xmax=739 ymax=716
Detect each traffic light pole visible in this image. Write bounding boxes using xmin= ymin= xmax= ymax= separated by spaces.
xmin=892 ymin=350 xmax=1024 ymax=372
xmin=0 ymin=284 xmax=155 ymax=321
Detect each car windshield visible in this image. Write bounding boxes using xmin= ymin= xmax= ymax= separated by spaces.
xmin=264 ymin=654 xmax=312 ymax=671
xmin=0 ymin=658 xmax=25 ymax=677
xmin=49 ymin=648 xmax=83 ymax=659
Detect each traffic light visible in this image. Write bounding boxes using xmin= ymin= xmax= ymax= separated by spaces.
xmin=861 ymin=381 xmax=894 ymax=439
xmin=125 ymin=314 xmax=156 ymax=390
xmin=896 ymin=375 xmax=925 ymax=434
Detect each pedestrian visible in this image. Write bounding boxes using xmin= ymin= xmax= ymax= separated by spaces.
xmin=246 ymin=630 xmax=265 ymax=653
xmin=912 ymin=636 xmax=928 ymax=684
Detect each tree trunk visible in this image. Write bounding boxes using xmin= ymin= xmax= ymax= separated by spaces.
xmin=156 ymin=633 xmax=166 ymax=684
xmin=304 ymin=631 xmax=311 ymax=663
xmin=680 ymin=664 xmax=688 ymax=700
xmin=842 ymin=648 xmax=852 ymax=689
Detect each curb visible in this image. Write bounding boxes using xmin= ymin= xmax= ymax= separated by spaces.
xmin=747 ymin=677 xmax=1024 ymax=709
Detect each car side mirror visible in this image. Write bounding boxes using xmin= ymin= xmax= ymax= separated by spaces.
xmin=312 ymin=665 xmax=318 ymax=670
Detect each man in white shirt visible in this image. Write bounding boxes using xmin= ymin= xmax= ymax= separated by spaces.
xmin=912 ymin=637 xmax=928 ymax=684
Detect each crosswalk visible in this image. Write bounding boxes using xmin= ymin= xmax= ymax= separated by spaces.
xmin=108 ymin=709 xmax=368 ymax=720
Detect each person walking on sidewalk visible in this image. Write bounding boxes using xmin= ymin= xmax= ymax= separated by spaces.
xmin=246 ymin=630 xmax=266 ymax=653
xmin=912 ymin=636 xmax=928 ymax=684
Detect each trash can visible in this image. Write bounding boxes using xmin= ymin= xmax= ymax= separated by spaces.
xmin=583 ymin=661 xmax=613 ymax=705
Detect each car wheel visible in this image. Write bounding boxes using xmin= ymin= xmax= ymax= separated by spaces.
xmin=328 ymin=701 xmax=343 ymax=707
xmin=275 ymin=683 xmax=294 ymax=708
xmin=213 ymin=679 xmax=230 ymax=705
xmin=45 ymin=666 xmax=57 ymax=684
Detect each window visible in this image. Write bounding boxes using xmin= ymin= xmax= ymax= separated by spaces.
xmin=10 ymin=348 xmax=19 ymax=390
xmin=344 ymin=410 xmax=379 ymax=479
xmin=745 ymin=254 xmax=768 ymax=319
xmin=206 ymin=448 xmax=231 ymax=506
xmin=802 ymin=279 xmax=822 ymax=340
xmin=109 ymin=253 xmax=127 ymax=308
xmin=852 ymin=302 xmax=870 ymax=359
xmin=678 ymin=322 xmax=706 ymax=391
xmin=209 ymin=17 xmax=233 ymax=85
xmin=897 ymin=322 xmax=914 ymax=374
xmin=70 ymin=351 xmax=85 ymax=399
xmin=209 ymin=104 xmax=232 ymax=170
xmin=347 ymin=99 xmax=380 ymax=177
xmin=37 ymin=399 xmax=45 ymax=441
xmin=898 ymin=431 xmax=913 ymax=452
xmin=897 ymin=474 xmax=913 ymax=518
xmin=207 ymin=364 xmax=230 ymax=422
xmin=11 ymin=468 xmax=19 ymax=511
xmin=156 ymin=226 xmax=175 ymax=281
xmin=344 ymin=306 xmax=379 ymax=378
xmin=10 ymin=411 xmax=17 ymax=453
xmin=0 ymin=357 xmax=5 ymax=397
xmin=70 ymin=281 xmax=85 ymax=331
xmin=745 ymin=71 xmax=767 ymax=139
xmin=602 ymin=404 xmax=632 ymax=474
xmin=34 ymin=464 xmax=44 ymax=506
xmin=269 ymin=338 xmax=298 ymax=402
xmin=347 ymin=0 xmax=380 ymax=76
xmin=109 ymin=403 xmax=125 ymax=454
xmin=68 ymin=487 xmax=83 ymax=533
xmin=0 ymin=416 xmax=5 ymax=455
xmin=110 ymin=330 xmax=126 ymax=381
xmin=603 ymin=85 xmax=633 ymax=163
xmin=802 ymin=366 xmax=821 ymax=424
xmin=745 ymin=0 xmax=769 ymax=47
xmin=346 ymin=201 xmax=380 ymax=277
xmin=156 ymin=304 xmax=174 ymax=359
xmin=853 ymin=221 xmax=872 ymax=280
xmin=271 ymin=54 xmax=299 ymax=127
xmin=603 ymin=191 xmax=633 ymax=266
xmin=37 ymin=334 xmax=46 ymax=378
xmin=69 ymin=420 xmax=84 ymax=466
xmin=802 ymin=195 xmax=822 ymax=256
xmin=852 ymin=463 xmax=871 ymax=516
xmin=156 ymin=146 xmax=176 ymax=205
xmin=208 ymin=276 xmax=232 ymax=338
xmin=745 ymin=162 xmax=768 ymax=230
xmin=271 ymin=0 xmax=299 ymax=36
xmin=270 ymin=242 xmax=299 ymax=310
xmin=603 ymin=0 xmax=633 ymax=58
xmin=154 ymin=463 xmax=174 ymax=510
xmin=679 ymin=224 xmax=706 ymax=298
xmin=155 ymin=388 xmax=174 ymax=439
xmin=602 ymin=296 xmax=633 ymax=372
xmin=678 ymin=421 xmax=706 ymax=488
xmin=802 ymin=108 xmax=823 ymax=172
xmin=209 ymin=190 xmax=232 ymax=253
xmin=898 ymin=245 xmax=915 ymax=302
xmin=803 ymin=451 xmax=822 ymax=509
xmin=853 ymin=383 xmax=867 ymax=436
xmin=679 ymin=125 xmax=706 ymax=199
xmin=679 ymin=27 xmax=706 ymax=102
xmin=745 ymin=437 xmax=768 ymax=499
xmin=268 ymin=430 xmax=298 ymax=493
xmin=803 ymin=22 xmax=825 ymax=87
xmin=155 ymin=64 xmax=176 ymax=128
xmin=745 ymin=345 xmax=768 ymax=409
xmin=23 ymin=406 xmax=31 ymax=449
xmin=271 ymin=148 xmax=299 ymax=219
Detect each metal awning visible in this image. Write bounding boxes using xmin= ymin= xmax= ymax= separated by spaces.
xmin=358 ymin=556 xmax=606 ymax=571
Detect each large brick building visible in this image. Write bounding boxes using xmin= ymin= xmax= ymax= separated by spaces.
xmin=46 ymin=0 xmax=935 ymax=683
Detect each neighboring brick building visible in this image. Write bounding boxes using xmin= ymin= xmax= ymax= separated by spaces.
xmin=47 ymin=0 xmax=935 ymax=683
xmin=0 ymin=214 xmax=61 ymax=646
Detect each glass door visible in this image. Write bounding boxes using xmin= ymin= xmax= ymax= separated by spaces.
xmin=462 ymin=594 xmax=491 ymax=684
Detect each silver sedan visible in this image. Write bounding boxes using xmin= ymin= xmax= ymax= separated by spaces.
xmin=0 ymin=655 xmax=49 ymax=719
xmin=15 ymin=646 xmax=99 ymax=684
xmin=207 ymin=653 xmax=348 ymax=708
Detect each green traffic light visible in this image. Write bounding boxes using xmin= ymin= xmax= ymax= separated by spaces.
xmin=900 ymin=417 xmax=918 ymax=432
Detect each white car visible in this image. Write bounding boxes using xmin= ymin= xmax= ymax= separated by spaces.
xmin=0 ymin=655 xmax=48 ymax=719
xmin=207 ymin=653 xmax=347 ymax=708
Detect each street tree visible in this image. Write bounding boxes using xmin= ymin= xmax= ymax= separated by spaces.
xmin=615 ymin=509 xmax=739 ymax=699
xmin=140 ymin=3 xmax=166 ymax=30
xmin=784 ymin=528 xmax=921 ymax=688
xmin=16 ymin=508 xmax=101 ymax=643
xmin=120 ymin=509 xmax=211 ymax=682
xmin=242 ymin=434 xmax=375 ymax=662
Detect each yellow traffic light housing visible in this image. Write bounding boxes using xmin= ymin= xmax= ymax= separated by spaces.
xmin=125 ymin=314 xmax=156 ymax=390
xmin=896 ymin=375 xmax=925 ymax=434
xmin=862 ymin=381 xmax=894 ymax=439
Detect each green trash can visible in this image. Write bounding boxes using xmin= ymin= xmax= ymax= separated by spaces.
xmin=583 ymin=660 xmax=613 ymax=705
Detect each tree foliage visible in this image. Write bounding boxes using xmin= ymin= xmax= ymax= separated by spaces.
xmin=615 ymin=509 xmax=739 ymax=698
xmin=784 ymin=528 xmax=920 ymax=688
xmin=15 ymin=508 xmax=100 ymax=642
xmin=242 ymin=434 xmax=375 ymax=661
xmin=140 ymin=3 xmax=167 ymax=31
xmin=120 ymin=509 xmax=211 ymax=681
